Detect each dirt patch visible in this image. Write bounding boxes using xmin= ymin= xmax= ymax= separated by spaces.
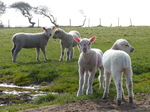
xmin=18 ymin=96 xmax=150 ymax=112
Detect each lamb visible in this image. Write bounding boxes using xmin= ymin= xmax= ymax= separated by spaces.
xmin=53 ymin=28 xmax=81 ymax=61
xmin=74 ymin=36 xmax=104 ymax=96
xmin=11 ymin=27 xmax=56 ymax=63
xmin=102 ymin=39 xmax=134 ymax=105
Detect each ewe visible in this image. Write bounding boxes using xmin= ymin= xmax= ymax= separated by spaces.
xmin=102 ymin=39 xmax=134 ymax=105
xmin=53 ymin=28 xmax=81 ymax=61
xmin=11 ymin=27 xmax=56 ymax=62
xmin=74 ymin=37 xmax=104 ymax=96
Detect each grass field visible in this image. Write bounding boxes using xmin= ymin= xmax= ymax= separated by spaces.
xmin=0 ymin=26 xmax=150 ymax=111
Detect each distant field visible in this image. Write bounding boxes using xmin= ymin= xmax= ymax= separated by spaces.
xmin=0 ymin=26 xmax=150 ymax=111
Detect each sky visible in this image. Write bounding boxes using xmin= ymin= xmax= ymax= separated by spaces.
xmin=1 ymin=0 xmax=150 ymax=27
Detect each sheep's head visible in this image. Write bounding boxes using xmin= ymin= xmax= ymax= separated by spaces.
xmin=74 ymin=36 xmax=96 ymax=53
xmin=112 ymin=39 xmax=134 ymax=53
xmin=43 ymin=26 xmax=56 ymax=37
xmin=53 ymin=28 xmax=65 ymax=39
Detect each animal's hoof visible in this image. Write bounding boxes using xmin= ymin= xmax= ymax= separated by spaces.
xmin=117 ymin=100 xmax=121 ymax=106
xmin=102 ymin=97 xmax=107 ymax=99
xmin=102 ymin=94 xmax=107 ymax=99
xmin=129 ymin=97 xmax=133 ymax=103
xmin=59 ymin=59 xmax=63 ymax=61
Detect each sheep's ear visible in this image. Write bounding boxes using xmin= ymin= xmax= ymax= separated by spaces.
xmin=90 ymin=36 xmax=96 ymax=42
xmin=52 ymin=26 xmax=56 ymax=29
xmin=42 ymin=27 xmax=46 ymax=30
xmin=73 ymin=37 xmax=80 ymax=42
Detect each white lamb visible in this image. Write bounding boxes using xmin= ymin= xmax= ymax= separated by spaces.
xmin=11 ymin=27 xmax=56 ymax=63
xmin=74 ymin=36 xmax=104 ymax=96
xmin=102 ymin=39 xmax=134 ymax=106
xmin=53 ymin=28 xmax=81 ymax=61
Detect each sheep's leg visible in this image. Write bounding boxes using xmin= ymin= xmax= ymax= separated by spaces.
xmin=60 ymin=46 xmax=65 ymax=61
xmin=86 ymin=69 xmax=96 ymax=95
xmin=124 ymin=69 xmax=134 ymax=103
xmin=98 ymin=66 xmax=104 ymax=89
xmin=77 ymin=67 xmax=84 ymax=96
xmin=77 ymin=44 xmax=81 ymax=53
xmin=70 ymin=48 xmax=74 ymax=59
xmin=11 ymin=44 xmax=16 ymax=58
xmin=36 ymin=48 xmax=40 ymax=61
xmin=66 ymin=47 xmax=72 ymax=61
xmin=12 ymin=45 xmax=22 ymax=63
xmin=102 ymin=71 xmax=111 ymax=99
xmin=113 ymin=72 xmax=122 ymax=106
xmin=83 ymin=71 xmax=89 ymax=90
xmin=41 ymin=47 xmax=48 ymax=61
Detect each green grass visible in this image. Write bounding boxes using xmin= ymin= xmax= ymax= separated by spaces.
xmin=0 ymin=26 xmax=150 ymax=111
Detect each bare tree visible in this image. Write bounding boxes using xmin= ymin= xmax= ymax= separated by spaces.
xmin=0 ymin=0 xmax=6 ymax=27
xmin=0 ymin=0 xmax=6 ymax=15
xmin=10 ymin=1 xmax=35 ymax=27
xmin=79 ymin=10 xmax=86 ymax=27
xmin=33 ymin=6 xmax=58 ymax=27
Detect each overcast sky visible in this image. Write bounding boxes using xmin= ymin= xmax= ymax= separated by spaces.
xmin=1 ymin=0 xmax=150 ymax=27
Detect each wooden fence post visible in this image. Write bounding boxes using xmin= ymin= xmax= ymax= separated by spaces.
xmin=130 ymin=18 xmax=132 ymax=26
xmin=8 ymin=20 xmax=10 ymax=28
xmin=69 ymin=19 xmax=71 ymax=26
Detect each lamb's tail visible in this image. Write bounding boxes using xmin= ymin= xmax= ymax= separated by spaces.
xmin=12 ymin=35 xmax=17 ymax=42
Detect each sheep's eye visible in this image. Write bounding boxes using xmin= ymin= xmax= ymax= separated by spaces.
xmin=126 ymin=45 xmax=129 ymax=47
xmin=88 ymin=42 xmax=91 ymax=46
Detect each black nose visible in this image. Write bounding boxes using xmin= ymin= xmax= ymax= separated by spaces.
xmin=49 ymin=34 xmax=52 ymax=37
xmin=131 ymin=48 xmax=134 ymax=52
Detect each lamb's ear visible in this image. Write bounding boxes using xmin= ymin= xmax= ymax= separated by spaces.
xmin=90 ymin=36 xmax=96 ymax=42
xmin=52 ymin=26 xmax=56 ymax=29
xmin=42 ymin=27 xmax=46 ymax=30
xmin=73 ymin=37 xmax=80 ymax=42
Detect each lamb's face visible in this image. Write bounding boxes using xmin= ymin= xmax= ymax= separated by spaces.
xmin=117 ymin=39 xmax=134 ymax=53
xmin=53 ymin=29 xmax=62 ymax=39
xmin=74 ymin=36 xmax=96 ymax=54
xmin=45 ymin=28 xmax=53 ymax=37
xmin=79 ymin=39 xmax=91 ymax=53
xmin=42 ymin=27 xmax=54 ymax=37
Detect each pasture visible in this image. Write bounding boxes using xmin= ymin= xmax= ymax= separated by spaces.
xmin=0 ymin=26 xmax=150 ymax=111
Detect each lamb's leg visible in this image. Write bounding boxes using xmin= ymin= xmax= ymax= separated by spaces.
xmin=124 ymin=69 xmax=134 ymax=103
xmin=70 ymin=48 xmax=74 ymax=59
xmin=11 ymin=44 xmax=16 ymax=59
xmin=36 ymin=48 xmax=40 ymax=61
xmin=60 ymin=45 xmax=65 ymax=61
xmin=83 ymin=71 xmax=89 ymax=90
xmin=102 ymin=71 xmax=111 ymax=99
xmin=13 ymin=45 xmax=22 ymax=63
xmin=98 ymin=66 xmax=104 ymax=89
xmin=113 ymin=72 xmax=122 ymax=106
xmin=77 ymin=67 xmax=84 ymax=96
xmin=86 ymin=69 xmax=96 ymax=95
xmin=66 ymin=47 xmax=72 ymax=61
xmin=41 ymin=47 xmax=48 ymax=61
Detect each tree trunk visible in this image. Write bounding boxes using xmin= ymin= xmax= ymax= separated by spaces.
xmin=28 ymin=18 xmax=35 ymax=27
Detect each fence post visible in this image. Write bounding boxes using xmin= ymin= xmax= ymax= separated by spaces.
xmin=130 ymin=18 xmax=132 ymax=26
xmin=118 ymin=17 xmax=119 ymax=27
xmin=38 ymin=19 xmax=39 ymax=27
xmin=8 ymin=19 xmax=10 ymax=28
xmin=99 ymin=18 xmax=101 ymax=26
xmin=69 ymin=19 xmax=71 ymax=26
xmin=88 ymin=18 xmax=90 ymax=27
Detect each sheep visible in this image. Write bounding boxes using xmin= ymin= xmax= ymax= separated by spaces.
xmin=74 ymin=36 xmax=104 ymax=96
xmin=53 ymin=28 xmax=81 ymax=61
xmin=102 ymin=39 xmax=134 ymax=106
xmin=11 ymin=27 xmax=56 ymax=63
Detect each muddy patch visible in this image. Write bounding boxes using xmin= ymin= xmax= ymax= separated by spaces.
xmin=0 ymin=83 xmax=56 ymax=106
